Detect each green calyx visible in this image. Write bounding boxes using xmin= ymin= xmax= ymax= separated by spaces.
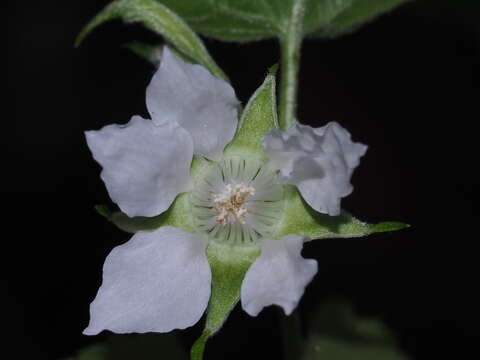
xmin=191 ymin=242 xmax=260 ymax=360
xmin=272 ymin=185 xmax=409 ymax=240
xmin=224 ymin=72 xmax=279 ymax=158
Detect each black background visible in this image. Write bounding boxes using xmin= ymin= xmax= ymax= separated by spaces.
xmin=6 ymin=0 xmax=480 ymax=359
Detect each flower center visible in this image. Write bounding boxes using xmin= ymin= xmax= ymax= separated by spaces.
xmin=212 ymin=184 xmax=255 ymax=225
xmin=191 ymin=156 xmax=283 ymax=245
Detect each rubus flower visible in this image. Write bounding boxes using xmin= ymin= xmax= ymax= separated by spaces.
xmin=84 ymin=47 xmax=403 ymax=351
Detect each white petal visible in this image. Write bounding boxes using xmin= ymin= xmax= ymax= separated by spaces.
xmin=83 ymin=226 xmax=211 ymax=335
xmin=240 ymin=236 xmax=317 ymax=316
xmin=146 ymin=47 xmax=239 ymax=159
xmin=263 ymin=122 xmax=367 ymax=216
xmin=85 ymin=116 xmax=193 ymax=217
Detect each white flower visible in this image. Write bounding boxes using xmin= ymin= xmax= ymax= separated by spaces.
xmin=83 ymin=47 xmax=366 ymax=335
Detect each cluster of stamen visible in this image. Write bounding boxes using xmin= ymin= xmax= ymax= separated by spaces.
xmin=212 ymin=184 xmax=255 ymax=225
xmin=190 ymin=156 xmax=283 ymax=245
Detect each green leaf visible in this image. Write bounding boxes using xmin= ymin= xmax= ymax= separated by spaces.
xmin=154 ymin=0 xmax=282 ymax=42
xmin=191 ymin=242 xmax=260 ymax=360
xmin=272 ymin=185 xmax=409 ymax=240
xmin=302 ymin=335 xmax=408 ymax=360
xmin=157 ymin=0 xmax=349 ymax=41
xmin=155 ymin=0 xmax=408 ymax=42
xmin=224 ymin=71 xmax=279 ymax=157
xmin=66 ymin=344 xmax=108 ymax=360
xmin=123 ymin=41 xmax=161 ymax=65
xmin=303 ymin=0 xmax=355 ymax=35
xmin=303 ymin=300 xmax=407 ymax=360
xmin=67 ymin=333 xmax=187 ymax=360
xmin=311 ymin=0 xmax=412 ymax=38
xmin=107 ymin=333 xmax=187 ymax=360
xmin=76 ymin=0 xmax=228 ymax=81
xmin=310 ymin=300 xmax=396 ymax=344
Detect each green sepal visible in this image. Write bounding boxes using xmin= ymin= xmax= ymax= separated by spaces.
xmin=95 ymin=192 xmax=194 ymax=234
xmin=224 ymin=72 xmax=279 ymax=158
xmin=272 ymin=185 xmax=409 ymax=240
xmin=191 ymin=242 xmax=260 ymax=360
xmin=76 ymin=0 xmax=228 ymax=81
xmin=310 ymin=0 xmax=412 ymax=39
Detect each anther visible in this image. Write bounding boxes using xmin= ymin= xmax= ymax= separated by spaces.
xmin=212 ymin=184 xmax=255 ymax=225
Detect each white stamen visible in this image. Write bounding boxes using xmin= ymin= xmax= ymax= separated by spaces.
xmin=212 ymin=184 xmax=255 ymax=225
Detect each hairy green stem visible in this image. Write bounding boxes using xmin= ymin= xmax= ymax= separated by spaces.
xmin=279 ymin=309 xmax=304 ymax=360
xmin=278 ymin=0 xmax=306 ymax=130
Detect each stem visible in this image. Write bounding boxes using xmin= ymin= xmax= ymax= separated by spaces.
xmin=278 ymin=0 xmax=306 ymax=130
xmin=279 ymin=309 xmax=304 ymax=360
